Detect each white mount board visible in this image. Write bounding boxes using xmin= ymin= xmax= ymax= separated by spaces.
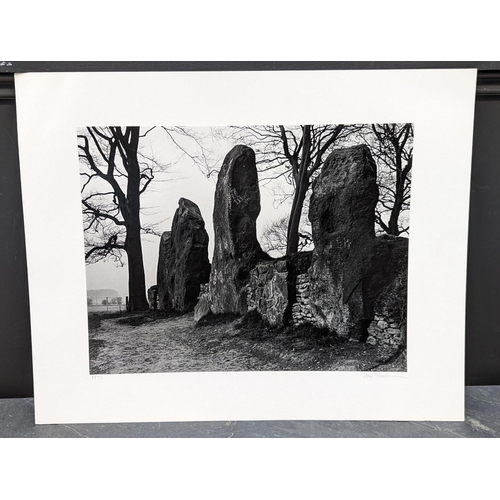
xmin=14 ymin=69 xmax=477 ymax=423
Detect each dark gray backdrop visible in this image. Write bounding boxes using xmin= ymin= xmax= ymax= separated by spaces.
xmin=1 ymin=62 xmax=498 ymax=397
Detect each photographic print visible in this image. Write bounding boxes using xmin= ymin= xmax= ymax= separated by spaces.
xmin=14 ymin=70 xmax=476 ymax=423
xmin=80 ymin=124 xmax=412 ymax=374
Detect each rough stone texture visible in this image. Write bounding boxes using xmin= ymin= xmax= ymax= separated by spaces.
xmin=366 ymin=234 xmax=409 ymax=312
xmin=245 ymin=252 xmax=313 ymax=327
xmin=366 ymin=235 xmax=408 ymax=346
xmin=157 ymin=231 xmax=172 ymax=311
xmin=292 ymin=273 xmax=317 ymax=326
xmin=246 ymin=260 xmax=289 ymax=327
xmin=308 ymin=145 xmax=379 ymax=339
xmin=195 ymin=144 xmax=408 ymax=335
xmin=194 ymin=284 xmax=211 ymax=322
xmin=366 ymin=315 xmax=405 ymax=347
xmin=157 ymin=198 xmax=211 ymax=312
xmin=147 ymin=285 xmax=158 ymax=311
xmin=209 ymin=145 xmax=268 ymax=315
xmin=286 ymin=251 xmax=313 ymax=277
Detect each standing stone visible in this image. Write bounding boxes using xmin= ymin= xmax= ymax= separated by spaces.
xmin=308 ymin=145 xmax=379 ymax=339
xmin=147 ymin=285 xmax=158 ymax=310
xmin=209 ymin=145 xmax=268 ymax=315
xmin=157 ymin=231 xmax=172 ymax=311
xmin=157 ymin=198 xmax=211 ymax=312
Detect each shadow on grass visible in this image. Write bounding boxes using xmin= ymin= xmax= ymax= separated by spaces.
xmin=194 ymin=312 xmax=240 ymax=328
xmin=199 ymin=309 xmax=349 ymax=350
xmin=87 ymin=309 xmax=185 ymax=330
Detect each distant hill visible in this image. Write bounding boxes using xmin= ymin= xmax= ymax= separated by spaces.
xmin=87 ymin=289 xmax=120 ymax=298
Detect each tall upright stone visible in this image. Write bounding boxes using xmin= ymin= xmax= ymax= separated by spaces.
xmin=209 ymin=145 xmax=267 ymax=315
xmin=157 ymin=231 xmax=172 ymax=311
xmin=157 ymin=198 xmax=211 ymax=312
xmin=308 ymin=145 xmax=379 ymax=339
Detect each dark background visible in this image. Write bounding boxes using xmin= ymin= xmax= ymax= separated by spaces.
xmin=1 ymin=62 xmax=499 ymax=397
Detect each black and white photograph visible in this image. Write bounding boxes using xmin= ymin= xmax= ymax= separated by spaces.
xmin=80 ymin=123 xmax=412 ymax=374
xmin=14 ymin=69 xmax=476 ymax=423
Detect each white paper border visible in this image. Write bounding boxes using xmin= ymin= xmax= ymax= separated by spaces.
xmin=14 ymin=69 xmax=477 ymax=423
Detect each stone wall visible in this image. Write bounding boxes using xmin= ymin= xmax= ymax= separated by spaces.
xmin=246 ymin=260 xmax=289 ymax=327
xmin=366 ymin=236 xmax=408 ymax=346
xmin=366 ymin=315 xmax=405 ymax=347
xmin=289 ymin=271 xmax=405 ymax=346
xmin=243 ymin=253 xmax=313 ymax=327
xmin=291 ymin=274 xmax=316 ymax=326
xmin=245 ymin=265 xmax=406 ymax=346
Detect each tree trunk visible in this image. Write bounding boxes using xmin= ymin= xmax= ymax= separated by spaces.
xmin=387 ymin=171 xmax=405 ymax=236
xmin=387 ymin=200 xmax=403 ymax=235
xmin=125 ymin=228 xmax=149 ymax=311
xmin=286 ymin=180 xmax=309 ymax=255
xmin=122 ymin=127 xmax=149 ymax=311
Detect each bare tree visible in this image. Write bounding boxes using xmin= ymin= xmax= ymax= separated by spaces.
xmin=261 ymin=215 xmax=314 ymax=256
xmin=78 ymin=126 xmax=164 ymax=311
xmin=218 ymin=125 xmax=358 ymax=255
xmin=367 ymin=123 xmax=413 ymax=236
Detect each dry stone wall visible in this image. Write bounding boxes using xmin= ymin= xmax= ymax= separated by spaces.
xmin=366 ymin=235 xmax=408 ymax=346
xmin=366 ymin=315 xmax=405 ymax=347
xmin=289 ymin=272 xmax=406 ymax=347
xmin=246 ymin=260 xmax=289 ymax=327
xmin=291 ymin=274 xmax=316 ymax=325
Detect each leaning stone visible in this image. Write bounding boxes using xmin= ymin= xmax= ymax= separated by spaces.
xmin=158 ymin=198 xmax=211 ymax=313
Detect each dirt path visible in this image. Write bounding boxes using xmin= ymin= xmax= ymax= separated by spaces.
xmin=89 ymin=312 xmax=405 ymax=374
xmin=90 ymin=313 xmax=224 ymax=373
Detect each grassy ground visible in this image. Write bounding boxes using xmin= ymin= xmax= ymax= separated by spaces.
xmin=88 ymin=310 xmax=406 ymax=374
